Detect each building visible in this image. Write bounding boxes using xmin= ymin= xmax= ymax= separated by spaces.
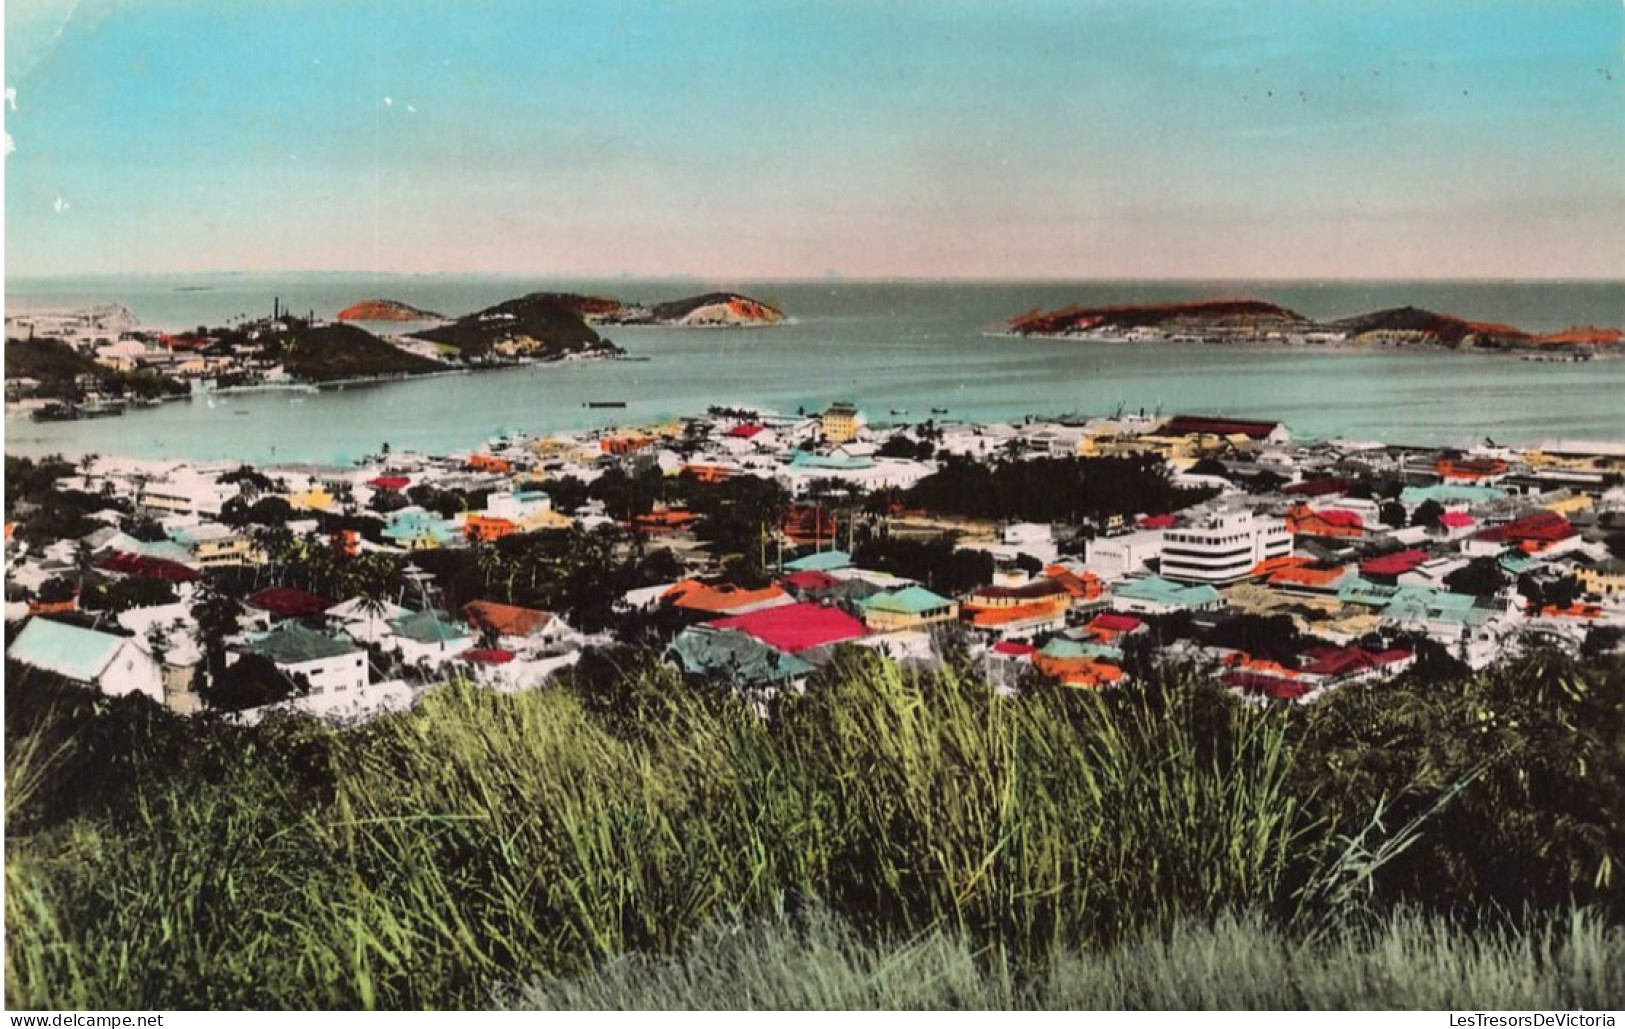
xmin=820 ymin=402 xmax=860 ymax=444
xmin=858 ymin=585 xmax=959 ymax=633
xmin=8 ymin=617 xmax=165 ymax=704
xmin=1085 ymin=529 xmax=1165 ymax=580
xmin=1160 ymin=511 xmax=1291 ymax=584
xmin=1110 ymin=575 xmax=1223 ymax=615
xmin=230 ymin=621 xmax=368 ymax=698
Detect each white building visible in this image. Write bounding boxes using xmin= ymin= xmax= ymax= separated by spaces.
xmin=1084 ymin=529 xmax=1166 ymax=581
xmin=7 ymin=618 xmax=165 ymax=704
xmin=1160 ymin=511 xmax=1291 ymax=584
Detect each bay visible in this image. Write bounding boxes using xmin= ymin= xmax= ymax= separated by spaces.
xmin=5 ymin=275 xmax=1622 ymax=464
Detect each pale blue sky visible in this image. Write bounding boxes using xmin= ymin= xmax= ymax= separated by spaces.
xmin=4 ymin=0 xmax=1622 ymax=278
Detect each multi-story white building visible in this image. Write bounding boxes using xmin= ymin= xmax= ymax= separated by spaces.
xmin=1085 ymin=529 xmax=1165 ymax=581
xmin=1160 ymin=511 xmax=1291 ymax=584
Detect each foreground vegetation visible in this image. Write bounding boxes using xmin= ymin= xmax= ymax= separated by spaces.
xmin=513 ymin=904 xmax=1624 ymax=1010
xmin=6 ymin=649 xmax=1622 ymax=1009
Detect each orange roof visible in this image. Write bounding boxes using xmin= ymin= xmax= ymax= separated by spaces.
xmin=1221 ymin=652 xmax=1301 ymax=678
xmin=1033 ymin=654 xmax=1126 ymax=687
xmin=1044 ymin=566 xmax=1103 ymax=599
xmin=1267 ymin=564 xmax=1346 ymax=588
xmin=463 ymin=600 xmax=553 ymax=637
xmin=1251 ymin=554 xmax=1309 ymax=578
xmin=964 ymin=599 xmax=1066 ymax=627
xmin=1538 ymin=603 xmax=1601 ymax=620
xmin=663 ymin=579 xmax=788 ymax=614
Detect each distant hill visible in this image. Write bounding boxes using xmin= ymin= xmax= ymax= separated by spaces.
xmin=278 ymin=324 xmax=446 ymax=382
xmin=1008 ymin=299 xmax=1307 ymax=337
xmin=1329 ymin=307 xmax=1534 ymax=348
xmin=335 ymin=299 xmax=444 ymax=322
xmin=410 ymin=293 xmax=619 ymax=360
xmin=646 ymin=292 xmax=785 ymax=326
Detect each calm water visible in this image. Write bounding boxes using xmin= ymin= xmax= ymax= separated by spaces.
xmin=5 ymin=275 xmax=1623 ymax=464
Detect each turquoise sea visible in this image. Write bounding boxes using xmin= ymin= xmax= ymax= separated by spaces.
xmin=4 ymin=275 xmax=1623 ymax=464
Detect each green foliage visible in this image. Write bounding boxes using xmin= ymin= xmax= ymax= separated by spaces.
xmin=852 ymin=534 xmax=993 ymax=595
xmin=511 ymin=904 xmax=1625 ymax=1011
xmin=6 ymin=653 xmax=1622 ymax=1009
xmin=907 ymin=455 xmax=1211 ymax=524
xmin=1444 ymin=556 xmax=1507 ymax=597
xmin=204 ymin=654 xmax=310 ymax=714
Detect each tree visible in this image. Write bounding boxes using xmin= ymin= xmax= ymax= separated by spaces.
xmin=1411 ymin=499 xmax=1445 ymax=528
xmin=1379 ymin=502 xmax=1407 ymax=529
xmin=204 ymin=653 xmax=309 ymax=713
xmin=1443 ymin=556 xmax=1507 ymax=597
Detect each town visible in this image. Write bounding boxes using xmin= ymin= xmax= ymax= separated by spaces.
xmin=7 ymin=399 xmax=1624 ymax=724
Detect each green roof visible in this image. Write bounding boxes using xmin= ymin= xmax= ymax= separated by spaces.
xmin=390 ymin=609 xmax=472 ymax=644
xmin=784 ymin=549 xmax=853 ymax=573
xmin=1039 ymin=638 xmax=1124 ymax=662
xmin=668 ymin=626 xmax=814 ymax=683
xmin=241 ymin=621 xmax=357 ymax=664
xmin=1382 ymin=587 xmax=1492 ymax=626
xmin=788 ymin=452 xmax=874 ymax=471
xmin=8 ymin=618 xmax=132 ymax=682
xmin=860 ymin=585 xmax=955 ymax=616
xmin=1337 ymin=577 xmax=1399 ymax=607
xmin=1113 ymin=575 xmax=1221 ymax=609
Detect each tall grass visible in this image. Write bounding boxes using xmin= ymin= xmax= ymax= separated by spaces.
xmin=512 ymin=904 xmax=1625 ymax=1011
xmin=6 ymin=652 xmax=1620 ymax=1008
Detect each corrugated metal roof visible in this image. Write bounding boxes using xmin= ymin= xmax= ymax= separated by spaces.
xmin=7 ymin=617 xmax=129 ymax=682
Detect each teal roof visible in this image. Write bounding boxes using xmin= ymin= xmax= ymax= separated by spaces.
xmin=1399 ymin=484 xmax=1506 ymax=508
xmin=788 ymin=452 xmax=875 ymax=471
xmin=1337 ymin=577 xmax=1400 ymax=607
xmin=1499 ymin=554 xmax=1539 ymax=576
xmin=112 ymin=534 xmax=195 ymax=565
xmin=860 ymin=585 xmax=955 ymax=616
xmin=382 ymin=509 xmax=457 ymax=543
xmin=668 ymin=626 xmax=814 ymax=683
xmin=784 ymin=549 xmax=853 ymax=573
xmin=240 ymin=621 xmax=357 ymax=664
xmin=1381 ymin=587 xmax=1492 ymax=627
xmin=8 ymin=618 xmax=131 ymax=682
xmin=390 ymin=609 xmax=472 ymax=644
xmin=1113 ymin=575 xmax=1221 ymax=609
xmin=1039 ymin=638 xmax=1124 ymax=662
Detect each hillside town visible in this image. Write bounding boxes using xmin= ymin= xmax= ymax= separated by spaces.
xmin=7 ymin=402 xmax=1625 ymax=723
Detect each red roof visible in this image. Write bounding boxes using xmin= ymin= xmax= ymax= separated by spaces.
xmin=1300 ymin=645 xmax=1412 ymax=678
xmin=1088 ymin=613 xmax=1145 ymax=634
xmin=463 ymin=600 xmax=552 ymax=638
xmin=725 ymin=423 xmax=766 ymax=439
xmin=1159 ymin=415 xmax=1281 ymax=440
xmin=1474 ymin=511 xmax=1574 ymax=546
xmin=711 ymin=602 xmax=868 ymax=653
xmin=1139 ymin=514 xmax=1178 ymax=530
xmin=1360 ymin=549 xmax=1429 ymax=577
xmin=247 ymin=586 xmax=335 ymax=617
xmin=367 ymin=476 xmax=411 ymax=491
xmin=98 ymin=551 xmax=202 ymax=582
xmin=1440 ymin=511 xmax=1475 ymax=529
xmin=992 ymin=641 xmax=1036 ymax=657
xmin=462 ymin=648 xmax=515 ymax=664
xmin=1223 ymin=671 xmax=1313 ymax=701
xmin=1316 ymin=509 xmax=1364 ymax=529
xmin=1285 ymin=477 xmax=1352 ymax=497
xmin=780 ymin=570 xmax=841 ymax=592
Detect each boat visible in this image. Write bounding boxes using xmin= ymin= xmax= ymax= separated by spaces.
xmin=890 ymin=408 xmax=908 ymax=416
xmin=584 ymin=401 xmax=627 ymax=408
xmin=30 ymin=402 xmax=79 ymax=422
xmin=79 ymin=401 xmax=125 ymax=419
xmin=931 ymin=407 xmax=949 ymax=415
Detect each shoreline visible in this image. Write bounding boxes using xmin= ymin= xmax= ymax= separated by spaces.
xmin=985 ymin=331 xmax=1620 ymax=360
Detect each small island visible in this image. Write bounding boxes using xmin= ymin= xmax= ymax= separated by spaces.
xmin=335 ymin=298 xmax=445 ymax=322
xmin=1005 ymin=298 xmax=1622 ymax=356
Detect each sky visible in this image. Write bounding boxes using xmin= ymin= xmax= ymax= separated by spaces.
xmin=3 ymin=0 xmax=1622 ymax=280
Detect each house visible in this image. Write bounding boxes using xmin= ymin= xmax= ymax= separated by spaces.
xmin=784 ymin=549 xmax=853 ymax=574
xmin=858 ymin=585 xmax=959 ymax=633
xmin=117 ymin=602 xmax=204 ymax=714
xmin=1156 ymin=415 xmax=1290 ymax=446
xmin=663 ymin=579 xmax=794 ymax=617
xmin=709 ymin=602 xmax=869 ymax=655
xmin=462 ymin=600 xmax=578 ymax=651
xmin=387 ymin=609 xmax=477 ymax=666
xmin=962 ymin=600 xmax=1068 ymax=641
xmin=668 ymin=626 xmax=815 ymax=686
xmin=1285 ymin=503 xmax=1364 ymax=540
xmin=245 ymin=586 xmax=336 ymax=625
xmin=326 ymin=595 xmax=412 ymax=644
xmin=1110 ymin=575 xmax=1223 ymax=615
xmin=8 ymin=617 xmax=165 ymax=704
xmin=1574 ymin=558 xmax=1625 ymax=600
xmin=230 ymin=621 xmax=368 ymax=698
